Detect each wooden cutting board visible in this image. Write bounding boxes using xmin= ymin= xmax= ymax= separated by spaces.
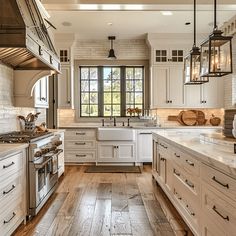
xmin=167 ymin=111 xmax=185 ymax=125
xmin=182 ymin=110 xmax=197 ymax=126
xmin=192 ymin=110 xmax=206 ymax=125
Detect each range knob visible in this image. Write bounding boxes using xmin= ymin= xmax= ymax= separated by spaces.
xmin=34 ymin=151 xmax=42 ymax=157
xmin=54 ymin=140 xmax=62 ymax=146
xmin=50 ymin=145 xmax=57 ymax=151
xmin=41 ymin=148 xmax=50 ymax=155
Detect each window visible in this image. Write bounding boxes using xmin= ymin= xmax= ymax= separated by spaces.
xmin=80 ymin=66 xmax=144 ymax=117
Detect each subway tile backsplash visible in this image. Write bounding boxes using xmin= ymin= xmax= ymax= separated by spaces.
xmin=0 ymin=63 xmax=46 ymax=134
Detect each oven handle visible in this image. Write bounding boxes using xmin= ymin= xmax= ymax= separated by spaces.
xmin=34 ymin=156 xmax=53 ymax=169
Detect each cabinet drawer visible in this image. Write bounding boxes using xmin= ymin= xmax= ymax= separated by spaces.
xmin=201 ymin=163 xmax=236 ymax=202
xmin=65 ymin=140 xmax=96 ymax=149
xmin=65 ymin=151 xmax=96 ymax=162
xmin=159 ymin=140 xmax=170 ymax=155
xmin=0 ymin=170 xmax=24 ymax=211
xmin=173 ymin=179 xmax=200 ymax=236
xmin=201 ymin=216 xmax=225 ymax=236
xmin=202 ymin=184 xmax=236 ymax=235
xmin=65 ymin=129 xmax=96 ymax=140
xmin=172 ymin=148 xmax=200 ymax=176
xmin=0 ymin=152 xmax=23 ymax=183
xmin=172 ymin=163 xmax=200 ymax=196
xmin=0 ymin=199 xmax=24 ymax=236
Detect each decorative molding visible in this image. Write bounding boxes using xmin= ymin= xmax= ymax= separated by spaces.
xmin=221 ymin=14 xmax=236 ymax=36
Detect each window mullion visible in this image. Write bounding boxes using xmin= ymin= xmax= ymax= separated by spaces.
xmin=120 ymin=66 xmax=126 ymax=117
xmin=98 ymin=66 xmax=103 ymax=117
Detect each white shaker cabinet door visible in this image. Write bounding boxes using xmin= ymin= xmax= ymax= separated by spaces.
xmin=169 ymin=66 xmax=185 ymax=107
xmin=137 ymin=131 xmax=153 ymax=162
xmin=58 ymin=66 xmax=73 ymax=108
xmin=151 ymin=66 xmax=169 ymax=108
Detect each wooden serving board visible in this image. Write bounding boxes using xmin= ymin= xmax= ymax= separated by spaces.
xmin=182 ymin=110 xmax=197 ymax=126
xmin=192 ymin=110 xmax=206 ymax=125
xmin=167 ymin=111 xmax=185 ymax=125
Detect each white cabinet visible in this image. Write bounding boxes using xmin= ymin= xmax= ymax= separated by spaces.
xmin=137 ymin=130 xmax=153 ymax=162
xmin=153 ymin=48 xmax=185 ymax=64
xmin=58 ymin=65 xmax=74 ymax=109
xmin=0 ymin=149 xmax=26 ymax=236
xmin=34 ymin=77 xmax=48 ymax=108
xmin=151 ymin=65 xmax=185 ymax=108
xmin=185 ymin=79 xmax=224 ymax=108
xmin=64 ymin=129 xmax=97 ymax=163
xmin=98 ymin=142 xmax=135 ymax=163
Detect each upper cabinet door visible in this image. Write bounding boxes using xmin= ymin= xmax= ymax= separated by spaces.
xmin=169 ymin=66 xmax=185 ymax=107
xmin=153 ymin=47 xmax=186 ymax=65
xmin=151 ymin=66 xmax=169 ymax=108
xmin=58 ymin=66 xmax=73 ymax=108
xmin=202 ymin=79 xmax=224 ymax=108
xmin=185 ymin=85 xmax=202 ymax=108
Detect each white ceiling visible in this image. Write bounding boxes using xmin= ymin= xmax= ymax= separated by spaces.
xmin=48 ymin=10 xmax=236 ymax=39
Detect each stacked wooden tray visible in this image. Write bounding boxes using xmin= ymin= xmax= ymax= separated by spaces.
xmin=223 ymin=109 xmax=236 ymax=138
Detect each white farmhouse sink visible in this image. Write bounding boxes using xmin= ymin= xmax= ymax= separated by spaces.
xmin=97 ymin=127 xmax=135 ymax=141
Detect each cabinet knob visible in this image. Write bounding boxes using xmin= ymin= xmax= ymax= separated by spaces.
xmin=67 ymin=101 xmax=71 ymax=104
xmin=41 ymin=97 xmax=46 ymax=101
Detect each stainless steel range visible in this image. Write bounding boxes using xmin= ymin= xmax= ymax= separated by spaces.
xmin=0 ymin=131 xmax=63 ymax=217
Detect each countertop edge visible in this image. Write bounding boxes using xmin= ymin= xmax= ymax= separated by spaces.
xmin=0 ymin=143 xmax=29 ymax=159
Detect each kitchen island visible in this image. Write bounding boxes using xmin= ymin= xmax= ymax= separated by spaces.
xmin=152 ymin=130 xmax=236 ymax=236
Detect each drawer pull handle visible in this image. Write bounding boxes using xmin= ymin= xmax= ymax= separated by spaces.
xmin=3 ymin=185 xmax=15 ymax=195
xmin=76 ymin=132 xmax=86 ymax=135
xmin=185 ymin=159 xmax=194 ymax=167
xmin=75 ymin=142 xmax=86 ymax=145
xmin=212 ymin=176 xmax=229 ymax=189
xmin=3 ymin=162 xmax=15 ymax=169
xmin=173 ymin=169 xmax=180 ymax=176
xmin=76 ymin=155 xmax=86 ymax=157
xmin=139 ymin=133 xmax=152 ymax=135
xmin=174 ymin=153 xmax=180 ymax=158
xmin=212 ymin=205 xmax=229 ymax=221
xmin=160 ymin=157 xmax=166 ymax=161
xmin=186 ymin=205 xmax=195 ymax=216
xmin=185 ymin=179 xmax=194 ymax=189
xmin=4 ymin=212 xmax=16 ymax=224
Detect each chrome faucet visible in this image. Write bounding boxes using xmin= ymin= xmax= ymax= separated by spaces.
xmin=127 ymin=118 xmax=130 ymax=127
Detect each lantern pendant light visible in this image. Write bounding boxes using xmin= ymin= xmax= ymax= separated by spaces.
xmin=200 ymin=0 xmax=233 ymax=77
xmin=107 ymin=36 xmax=117 ymax=60
xmin=184 ymin=0 xmax=209 ymax=85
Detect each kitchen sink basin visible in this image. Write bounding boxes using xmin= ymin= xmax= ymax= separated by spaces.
xmin=97 ymin=127 xmax=135 ymax=141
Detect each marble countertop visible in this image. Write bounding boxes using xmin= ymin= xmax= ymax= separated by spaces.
xmin=59 ymin=123 xmax=222 ymax=130
xmin=152 ymin=130 xmax=236 ymax=177
xmin=0 ymin=143 xmax=28 ymax=159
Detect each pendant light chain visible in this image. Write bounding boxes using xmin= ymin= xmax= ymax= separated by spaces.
xmin=214 ymin=0 xmax=217 ymax=30
xmin=193 ymin=0 xmax=196 ymax=47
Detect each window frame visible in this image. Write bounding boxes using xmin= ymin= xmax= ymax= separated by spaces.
xmin=79 ymin=65 xmax=144 ymax=118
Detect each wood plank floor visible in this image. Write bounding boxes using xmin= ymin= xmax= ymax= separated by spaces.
xmin=14 ymin=165 xmax=193 ymax=236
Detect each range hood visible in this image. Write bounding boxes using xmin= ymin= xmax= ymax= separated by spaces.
xmin=0 ymin=0 xmax=60 ymax=73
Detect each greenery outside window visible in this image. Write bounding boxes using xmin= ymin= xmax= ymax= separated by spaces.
xmin=80 ymin=66 xmax=144 ymax=117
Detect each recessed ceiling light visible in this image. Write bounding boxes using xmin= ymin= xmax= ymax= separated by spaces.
xmin=62 ymin=21 xmax=72 ymax=27
xmin=107 ymin=22 xmax=113 ymax=26
xmin=161 ymin=11 xmax=173 ymax=16
xmin=185 ymin=22 xmax=191 ymax=25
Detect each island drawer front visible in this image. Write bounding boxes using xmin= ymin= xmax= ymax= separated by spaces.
xmin=65 ymin=151 xmax=96 ymax=162
xmin=172 ymin=163 xmax=200 ymax=197
xmin=65 ymin=140 xmax=96 ymax=149
xmin=0 ymin=198 xmax=24 ymax=236
xmin=202 ymin=184 xmax=236 ymax=235
xmin=201 ymin=163 xmax=236 ymax=202
xmin=65 ymin=129 xmax=96 ymax=140
xmin=0 ymin=170 xmax=24 ymax=210
xmin=173 ymin=179 xmax=200 ymax=236
xmin=159 ymin=140 xmax=170 ymax=155
xmin=201 ymin=215 xmax=226 ymax=236
xmin=172 ymin=147 xmax=200 ymax=176
xmin=0 ymin=152 xmax=23 ymax=182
